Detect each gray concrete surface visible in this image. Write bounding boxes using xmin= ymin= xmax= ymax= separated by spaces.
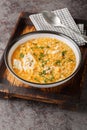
xmin=0 ymin=0 xmax=87 ymax=130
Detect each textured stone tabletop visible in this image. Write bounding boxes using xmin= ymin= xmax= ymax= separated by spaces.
xmin=0 ymin=0 xmax=87 ymax=130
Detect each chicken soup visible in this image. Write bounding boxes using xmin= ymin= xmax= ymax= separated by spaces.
xmin=11 ymin=37 xmax=76 ymax=84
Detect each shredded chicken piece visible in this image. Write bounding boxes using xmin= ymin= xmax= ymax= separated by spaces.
xmin=13 ymin=59 xmax=22 ymax=70
xmin=22 ymin=53 xmax=35 ymax=71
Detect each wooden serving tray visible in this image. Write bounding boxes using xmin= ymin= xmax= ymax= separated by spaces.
xmin=0 ymin=12 xmax=87 ymax=108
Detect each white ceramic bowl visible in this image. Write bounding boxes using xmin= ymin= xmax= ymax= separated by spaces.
xmin=4 ymin=31 xmax=81 ymax=88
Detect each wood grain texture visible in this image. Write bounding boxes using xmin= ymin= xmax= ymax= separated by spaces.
xmin=0 ymin=12 xmax=87 ymax=107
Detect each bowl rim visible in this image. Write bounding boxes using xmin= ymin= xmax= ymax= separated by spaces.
xmin=4 ymin=30 xmax=82 ymax=87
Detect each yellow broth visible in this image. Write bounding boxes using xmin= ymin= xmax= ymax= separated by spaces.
xmin=11 ymin=37 xmax=76 ymax=84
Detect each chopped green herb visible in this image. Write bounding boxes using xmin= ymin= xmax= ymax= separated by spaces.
xmin=42 ymin=60 xmax=47 ymax=65
xmin=34 ymin=77 xmax=39 ymax=82
xmin=44 ymin=78 xmax=48 ymax=83
xmin=55 ymin=60 xmax=61 ymax=65
xmin=62 ymin=50 xmax=67 ymax=57
xmin=31 ymin=46 xmax=38 ymax=49
xmin=38 ymin=53 xmax=45 ymax=60
xmin=41 ymin=60 xmax=48 ymax=67
xmin=42 ymin=63 xmax=44 ymax=67
xmin=20 ymin=53 xmax=24 ymax=58
xmin=42 ymin=70 xmax=46 ymax=75
xmin=43 ymin=73 xmax=55 ymax=83
xmin=39 ymin=70 xmax=46 ymax=76
xmin=50 ymin=74 xmax=54 ymax=81
xmin=47 ymin=67 xmax=50 ymax=70
xmin=47 ymin=45 xmax=50 ymax=48
xmin=39 ymin=46 xmax=44 ymax=49
xmin=40 ymin=53 xmax=45 ymax=57
xmin=35 ymin=46 xmax=39 ymax=48
xmin=68 ymin=58 xmax=73 ymax=62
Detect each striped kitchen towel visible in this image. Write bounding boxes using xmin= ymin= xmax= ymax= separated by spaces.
xmin=29 ymin=8 xmax=85 ymax=46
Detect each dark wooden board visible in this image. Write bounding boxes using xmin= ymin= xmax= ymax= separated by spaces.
xmin=0 ymin=12 xmax=87 ymax=108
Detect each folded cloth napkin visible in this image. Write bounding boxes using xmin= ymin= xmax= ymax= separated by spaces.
xmin=29 ymin=8 xmax=85 ymax=46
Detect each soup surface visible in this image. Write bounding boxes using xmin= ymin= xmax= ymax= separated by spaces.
xmin=12 ymin=37 xmax=76 ymax=84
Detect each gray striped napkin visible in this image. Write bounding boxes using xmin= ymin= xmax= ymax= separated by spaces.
xmin=29 ymin=8 xmax=85 ymax=46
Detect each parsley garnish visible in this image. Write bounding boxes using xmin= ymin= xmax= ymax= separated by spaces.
xmin=38 ymin=53 xmax=45 ymax=60
xmin=20 ymin=53 xmax=24 ymax=58
xmin=62 ymin=50 xmax=67 ymax=57
xmin=55 ymin=60 xmax=61 ymax=65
